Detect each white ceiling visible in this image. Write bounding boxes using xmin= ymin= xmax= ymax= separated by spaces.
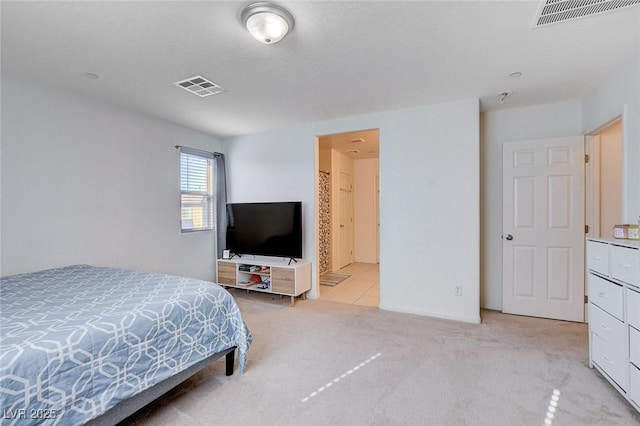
xmin=2 ymin=1 xmax=639 ymax=138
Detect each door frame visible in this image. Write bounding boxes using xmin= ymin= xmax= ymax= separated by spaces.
xmin=314 ymin=130 xmax=381 ymax=301
xmin=500 ymin=115 xmax=625 ymax=322
xmin=375 ymin=173 xmax=380 ymax=264
xmin=585 ymin=115 xmax=623 ymax=240
xmin=585 ymin=133 xmax=601 ymax=239
xmin=584 ymin=115 xmax=623 ymax=320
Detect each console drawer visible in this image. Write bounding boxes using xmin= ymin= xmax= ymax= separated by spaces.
xmin=217 ymin=260 xmax=237 ymax=285
xmin=589 ymin=273 xmax=624 ymax=321
xmin=587 ymin=240 xmax=610 ymax=276
xmin=589 ymin=303 xmax=625 ymax=353
xmin=611 ymin=245 xmax=640 ymax=287
xmin=592 ymin=332 xmax=628 ymax=391
xmin=271 ymin=267 xmax=295 ymax=294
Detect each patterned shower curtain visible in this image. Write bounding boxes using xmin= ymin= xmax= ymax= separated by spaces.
xmin=319 ymin=171 xmax=331 ymax=274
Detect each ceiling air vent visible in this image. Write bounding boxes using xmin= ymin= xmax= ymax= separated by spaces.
xmin=532 ymin=0 xmax=640 ymax=28
xmin=174 ymin=75 xmax=225 ymax=97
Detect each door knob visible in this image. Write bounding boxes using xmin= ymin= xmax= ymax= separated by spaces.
xmin=505 ymin=234 xmax=513 ymax=241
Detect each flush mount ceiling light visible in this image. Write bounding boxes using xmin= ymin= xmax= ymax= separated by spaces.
xmin=241 ymin=2 xmax=294 ymax=44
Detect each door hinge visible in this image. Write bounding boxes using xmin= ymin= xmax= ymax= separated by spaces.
xmin=584 ymin=295 xmax=588 ymax=304
xmin=585 ymin=225 xmax=589 ymax=234
xmin=585 ymin=154 xmax=590 ymax=163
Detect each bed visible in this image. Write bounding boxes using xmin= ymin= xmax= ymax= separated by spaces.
xmin=0 ymin=264 xmax=252 ymax=425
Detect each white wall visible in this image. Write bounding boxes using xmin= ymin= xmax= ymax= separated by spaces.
xmin=582 ymin=54 xmax=640 ymax=224
xmin=354 ymin=158 xmax=379 ymax=263
xmin=225 ymin=99 xmax=480 ymax=323
xmin=1 ymin=75 xmax=223 ymax=280
xmin=480 ymin=100 xmax=582 ymax=310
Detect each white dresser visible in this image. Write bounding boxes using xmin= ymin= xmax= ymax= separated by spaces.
xmin=587 ymin=237 xmax=640 ymax=411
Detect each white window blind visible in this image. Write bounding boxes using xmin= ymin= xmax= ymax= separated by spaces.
xmin=180 ymin=150 xmax=214 ymax=232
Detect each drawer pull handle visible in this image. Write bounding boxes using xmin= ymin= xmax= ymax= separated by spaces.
xmin=603 ymin=356 xmax=615 ymax=365
xmin=600 ymin=324 xmax=611 ymax=332
xmin=618 ymin=264 xmax=632 ymax=269
xmin=598 ymin=292 xmax=608 ymax=298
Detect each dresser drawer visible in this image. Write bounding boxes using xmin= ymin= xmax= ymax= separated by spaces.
xmin=587 ymin=240 xmax=610 ymax=276
xmin=592 ymin=332 xmax=628 ymax=391
xmin=631 ymin=327 xmax=640 ymax=368
xmin=611 ymin=245 xmax=640 ymax=287
xmin=589 ymin=303 xmax=625 ymax=352
xmin=628 ymin=288 xmax=640 ymax=330
xmin=630 ymin=364 xmax=640 ymax=406
xmin=589 ymin=273 xmax=624 ymax=320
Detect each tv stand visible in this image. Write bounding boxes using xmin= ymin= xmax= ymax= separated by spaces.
xmin=216 ymin=258 xmax=311 ymax=306
xmin=287 ymin=257 xmax=298 ymax=266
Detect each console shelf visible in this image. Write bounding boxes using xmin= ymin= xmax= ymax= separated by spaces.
xmin=217 ymin=258 xmax=311 ymax=306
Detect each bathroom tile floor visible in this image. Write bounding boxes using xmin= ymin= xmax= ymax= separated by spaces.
xmin=319 ymin=262 xmax=379 ymax=307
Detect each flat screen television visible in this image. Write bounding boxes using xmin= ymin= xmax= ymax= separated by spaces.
xmin=226 ymin=202 xmax=302 ymax=258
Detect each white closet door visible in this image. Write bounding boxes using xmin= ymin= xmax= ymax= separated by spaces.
xmin=502 ymin=136 xmax=585 ymax=322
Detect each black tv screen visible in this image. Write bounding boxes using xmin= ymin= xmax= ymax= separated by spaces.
xmin=226 ymin=202 xmax=302 ymax=258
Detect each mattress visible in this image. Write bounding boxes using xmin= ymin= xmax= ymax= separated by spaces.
xmin=0 ymin=265 xmax=252 ymax=425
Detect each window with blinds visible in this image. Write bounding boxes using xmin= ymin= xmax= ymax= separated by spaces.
xmin=180 ymin=151 xmax=214 ymax=232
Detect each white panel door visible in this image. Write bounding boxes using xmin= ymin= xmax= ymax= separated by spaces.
xmin=339 ymin=172 xmax=354 ymax=268
xmin=502 ymin=136 xmax=585 ymax=322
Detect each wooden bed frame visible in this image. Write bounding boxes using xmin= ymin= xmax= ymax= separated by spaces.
xmin=87 ymin=347 xmax=236 ymax=425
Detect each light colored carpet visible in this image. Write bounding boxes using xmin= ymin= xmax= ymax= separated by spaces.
xmin=320 ymin=272 xmax=350 ymax=286
xmin=124 ymin=293 xmax=640 ymax=425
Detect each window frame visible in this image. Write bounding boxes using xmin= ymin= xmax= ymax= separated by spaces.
xmin=179 ymin=148 xmax=215 ymax=233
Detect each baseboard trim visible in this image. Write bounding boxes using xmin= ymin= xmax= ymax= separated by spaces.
xmin=378 ymin=304 xmax=481 ymax=324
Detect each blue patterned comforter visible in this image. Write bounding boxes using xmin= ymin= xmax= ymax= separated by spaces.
xmin=0 ymin=265 xmax=252 ymax=425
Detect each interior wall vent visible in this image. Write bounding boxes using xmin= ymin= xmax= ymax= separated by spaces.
xmin=532 ymin=0 xmax=640 ymax=28
xmin=174 ymin=75 xmax=226 ymax=97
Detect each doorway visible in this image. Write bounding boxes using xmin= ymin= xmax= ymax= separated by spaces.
xmin=586 ymin=118 xmax=623 ymax=240
xmin=501 ymin=118 xmax=624 ymax=323
xmin=315 ymin=129 xmax=380 ymax=307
